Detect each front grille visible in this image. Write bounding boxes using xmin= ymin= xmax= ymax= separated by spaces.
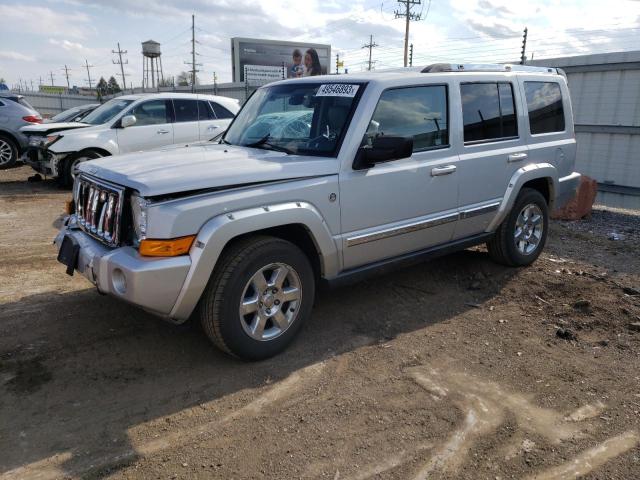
xmin=74 ymin=175 xmax=125 ymax=247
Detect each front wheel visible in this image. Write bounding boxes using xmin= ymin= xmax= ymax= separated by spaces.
xmin=60 ymin=150 xmax=102 ymax=188
xmin=487 ymin=188 xmax=549 ymax=267
xmin=199 ymin=236 xmax=315 ymax=360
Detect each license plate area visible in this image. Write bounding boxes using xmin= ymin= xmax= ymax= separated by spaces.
xmin=57 ymin=234 xmax=80 ymax=276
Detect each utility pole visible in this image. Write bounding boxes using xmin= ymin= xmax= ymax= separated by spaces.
xmin=336 ymin=53 xmax=340 ymax=74
xmin=395 ymin=0 xmax=421 ymax=68
xmin=84 ymin=59 xmax=94 ymax=89
xmin=362 ymin=35 xmax=378 ymax=71
xmin=112 ymin=42 xmax=128 ymax=90
xmin=213 ymin=72 xmax=218 ymax=95
xmin=184 ymin=14 xmax=201 ymax=93
xmin=409 ymin=43 xmax=414 ymax=67
xmin=520 ymin=27 xmax=528 ymax=65
xmin=62 ymin=65 xmax=71 ymax=89
xmin=49 ymin=71 xmax=55 ymax=86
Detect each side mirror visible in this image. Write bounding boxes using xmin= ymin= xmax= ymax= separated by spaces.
xmin=353 ymin=136 xmax=413 ymax=170
xmin=120 ymin=114 xmax=137 ymax=128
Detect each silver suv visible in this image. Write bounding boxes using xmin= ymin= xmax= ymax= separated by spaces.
xmin=55 ymin=64 xmax=580 ymax=360
xmin=0 ymin=93 xmax=42 ymax=169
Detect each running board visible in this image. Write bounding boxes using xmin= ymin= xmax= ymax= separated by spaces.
xmin=324 ymin=232 xmax=493 ymax=289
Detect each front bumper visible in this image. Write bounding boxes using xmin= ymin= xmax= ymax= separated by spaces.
xmin=22 ymin=146 xmax=67 ymax=177
xmin=54 ymin=218 xmax=192 ymax=318
xmin=556 ymin=172 xmax=581 ymax=209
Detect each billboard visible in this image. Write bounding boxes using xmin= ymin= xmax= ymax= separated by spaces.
xmin=231 ymin=37 xmax=331 ymax=84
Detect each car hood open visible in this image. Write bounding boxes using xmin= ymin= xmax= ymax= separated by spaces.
xmin=20 ymin=122 xmax=91 ymax=135
xmin=78 ymin=143 xmax=339 ymax=198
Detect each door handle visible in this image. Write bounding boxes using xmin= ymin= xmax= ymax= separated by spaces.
xmin=157 ymin=129 xmax=170 ymax=134
xmin=207 ymin=125 xmax=219 ymax=131
xmin=508 ymin=152 xmax=528 ymax=163
xmin=431 ymin=165 xmax=457 ymax=176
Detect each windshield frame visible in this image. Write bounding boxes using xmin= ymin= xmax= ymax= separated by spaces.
xmin=80 ymin=98 xmax=135 ymax=126
xmin=222 ymin=81 xmax=367 ymax=158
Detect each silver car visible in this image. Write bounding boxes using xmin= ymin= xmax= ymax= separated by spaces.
xmin=55 ymin=64 xmax=581 ymax=360
xmin=0 ymin=93 xmax=42 ymax=169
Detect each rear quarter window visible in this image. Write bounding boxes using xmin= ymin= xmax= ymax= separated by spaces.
xmin=210 ymin=102 xmax=235 ymax=119
xmin=524 ymin=81 xmax=565 ymax=134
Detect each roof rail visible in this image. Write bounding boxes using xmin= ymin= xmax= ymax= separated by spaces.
xmin=421 ymin=63 xmax=560 ymax=75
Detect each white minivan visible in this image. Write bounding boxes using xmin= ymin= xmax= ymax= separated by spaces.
xmin=22 ymin=92 xmax=240 ymax=187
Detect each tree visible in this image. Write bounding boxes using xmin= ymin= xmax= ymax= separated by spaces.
xmin=176 ymin=71 xmax=190 ymax=87
xmin=158 ymin=76 xmax=175 ymax=87
xmin=96 ymin=77 xmax=108 ymax=99
xmin=107 ymin=76 xmax=121 ymax=94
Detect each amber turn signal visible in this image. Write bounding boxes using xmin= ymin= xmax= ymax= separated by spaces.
xmin=139 ymin=235 xmax=196 ymax=257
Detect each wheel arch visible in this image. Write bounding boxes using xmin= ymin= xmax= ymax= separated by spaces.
xmin=74 ymin=147 xmax=112 ymax=159
xmin=169 ymin=202 xmax=339 ymax=321
xmin=486 ymin=163 xmax=558 ymax=232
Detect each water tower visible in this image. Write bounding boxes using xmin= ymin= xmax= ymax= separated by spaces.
xmin=142 ymin=40 xmax=164 ymax=90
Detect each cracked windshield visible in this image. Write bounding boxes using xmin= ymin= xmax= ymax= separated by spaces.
xmin=224 ymin=83 xmax=361 ymax=156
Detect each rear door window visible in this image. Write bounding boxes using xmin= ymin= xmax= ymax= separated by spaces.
xmin=173 ymin=99 xmax=199 ymax=123
xmin=461 ymin=82 xmax=518 ymax=143
xmin=365 ymin=85 xmax=449 ymax=152
xmin=524 ymin=81 xmax=565 ymax=134
xmin=197 ymin=100 xmax=215 ymax=120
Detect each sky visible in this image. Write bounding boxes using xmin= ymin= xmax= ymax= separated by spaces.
xmin=1 ymin=0 xmax=639 ymax=90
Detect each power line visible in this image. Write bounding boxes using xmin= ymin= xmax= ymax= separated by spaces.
xmin=362 ymin=35 xmax=379 ymax=71
xmin=395 ymin=0 xmax=421 ymax=67
xmin=84 ymin=59 xmax=94 ymax=89
xmin=112 ymin=42 xmax=129 ymax=90
xmin=61 ymin=65 xmax=71 ymax=89
xmin=184 ymin=14 xmax=202 ymax=92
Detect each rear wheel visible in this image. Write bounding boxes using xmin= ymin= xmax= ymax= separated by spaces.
xmin=0 ymin=135 xmax=18 ymax=169
xmin=487 ymin=188 xmax=548 ymax=266
xmin=61 ymin=150 xmax=102 ymax=188
xmin=199 ymin=236 xmax=315 ymax=360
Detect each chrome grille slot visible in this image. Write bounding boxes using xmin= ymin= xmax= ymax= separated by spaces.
xmin=74 ymin=175 xmax=125 ymax=247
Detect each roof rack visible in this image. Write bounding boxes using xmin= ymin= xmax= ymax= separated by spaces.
xmin=421 ymin=63 xmax=562 ymax=75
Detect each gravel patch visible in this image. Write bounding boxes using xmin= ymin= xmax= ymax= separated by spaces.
xmin=556 ymin=204 xmax=640 ymax=244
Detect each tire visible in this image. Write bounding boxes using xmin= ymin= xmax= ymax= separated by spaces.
xmin=487 ymin=188 xmax=549 ymax=267
xmin=199 ymin=235 xmax=315 ymax=361
xmin=0 ymin=135 xmax=18 ymax=170
xmin=60 ymin=150 xmax=102 ymax=188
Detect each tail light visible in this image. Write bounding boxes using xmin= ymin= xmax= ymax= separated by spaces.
xmin=23 ymin=115 xmax=42 ymax=124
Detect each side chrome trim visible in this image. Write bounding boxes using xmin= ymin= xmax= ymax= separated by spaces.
xmin=346 ymin=212 xmax=459 ymax=247
xmin=459 ymin=202 xmax=500 ymax=219
xmin=346 ymin=202 xmax=500 ymax=248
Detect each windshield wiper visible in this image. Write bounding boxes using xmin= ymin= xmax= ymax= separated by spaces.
xmin=245 ymin=134 xmax=294 ymax=154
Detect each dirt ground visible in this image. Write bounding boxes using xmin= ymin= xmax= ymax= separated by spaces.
xmin=1 ymin=165 xmax=639 ymax=480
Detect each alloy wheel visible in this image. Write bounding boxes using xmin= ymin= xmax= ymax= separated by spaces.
xmin=0 ymin=139 xmax=13 ymax=166
xmin=239 ymin=262 xmax=302 ymax=341
xmin=514 ymin=203 xmax=544 ymax=255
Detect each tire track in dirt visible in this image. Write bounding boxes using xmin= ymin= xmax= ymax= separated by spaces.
xmin=1 ymin=362 xmax=327 ymax=480
xmin=406 ymin=366 xmax=638 ymax=480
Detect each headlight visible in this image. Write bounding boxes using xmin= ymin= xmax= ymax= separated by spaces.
xmin=28 ymin=136 xmax=42 ymax=146
xmin=44 ymin=134 xmax=62 ymax=147
xmin=130 ymin=194 xmax=149 ymax=243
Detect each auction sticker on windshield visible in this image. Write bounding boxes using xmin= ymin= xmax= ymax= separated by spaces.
xmin=316 ymin=84 xmax=359 ymax=97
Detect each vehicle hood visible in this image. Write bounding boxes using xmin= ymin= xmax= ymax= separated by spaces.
xmin=79 ymin=143 xmax=339 ymax=197
xmin=20 ymin=122 xmax=90 ymax=135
